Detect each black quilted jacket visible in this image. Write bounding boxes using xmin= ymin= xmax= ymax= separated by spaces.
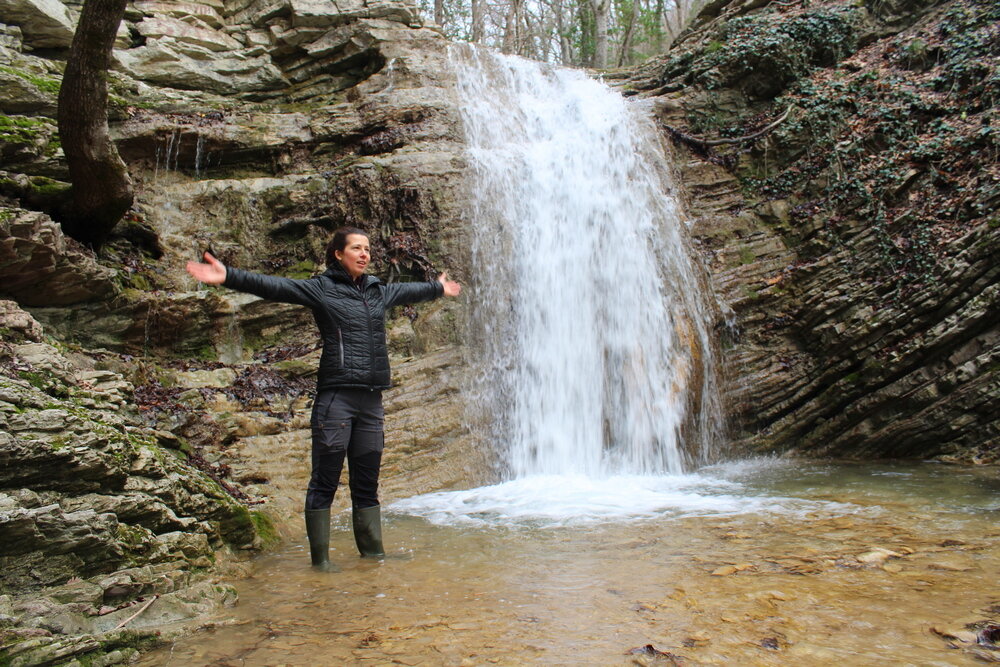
xmin=223 ymin=262 xmax=443 ymax=390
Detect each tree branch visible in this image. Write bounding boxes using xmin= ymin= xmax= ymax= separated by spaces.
xmin=662 ymin=105 xmax=794 ymax=153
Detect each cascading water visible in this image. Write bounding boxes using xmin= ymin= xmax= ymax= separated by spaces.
xmin=395 ymin=46 xmax=729 ymax=525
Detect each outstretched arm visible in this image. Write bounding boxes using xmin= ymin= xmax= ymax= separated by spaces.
xmin=186 ymin=251 xmax=324 ymax=308
xmin=384 ymin=271 xmax=461 ymax=308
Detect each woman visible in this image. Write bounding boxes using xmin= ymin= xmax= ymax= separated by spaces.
xmin=186 ymin=227 xmax=461 ymax=570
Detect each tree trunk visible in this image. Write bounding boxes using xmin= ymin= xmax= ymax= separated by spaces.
xmin=502 ymin=0 xmax=521 ymax=54
xmin=591 ymin=0 xmax=609 ymax=68
xmin=57 ymin=0 xmax=133 ymax=248
xmin=653 ymin=0 xmax=665 ymax=53
xmin=554 ymin=0 xmax=572 ymax=63
xmin=434 ymin=0 xmax=445 ymax=26
xmin=471 ymin=0 xmax=484 ymax=42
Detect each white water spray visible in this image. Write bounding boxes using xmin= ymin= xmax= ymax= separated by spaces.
xmin=458 ymin=46 xmax=724 ymax=476
xmin=396 ymin=47 xmax=727 ymax=524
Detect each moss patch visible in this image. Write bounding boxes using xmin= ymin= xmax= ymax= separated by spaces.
xmin=0 ymin=65 xmax=60 ymax=94
xmin=250 ymin=510 xmax=280 ymax=548
xmin=0 ymin=114 xmax=56 ymax=144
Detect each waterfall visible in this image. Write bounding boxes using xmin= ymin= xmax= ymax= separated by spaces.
xmin=394 ymin=47 xmax=727 ymax=525
xmin=456 ymin=46 xmax=724 ymax=479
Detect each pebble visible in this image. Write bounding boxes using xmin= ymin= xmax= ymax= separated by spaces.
xmin=857 ymin=548 xmax=901 ymax=564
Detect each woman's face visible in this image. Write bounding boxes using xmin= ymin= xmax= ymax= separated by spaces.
xmin=335 ymin=233 xmax=370 ymax=279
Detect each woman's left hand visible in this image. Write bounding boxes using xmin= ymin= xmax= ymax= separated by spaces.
xmin=438 ymin=272 xmax=461 ymax=297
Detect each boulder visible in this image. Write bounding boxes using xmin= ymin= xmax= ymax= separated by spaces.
xmin=0 ymin=504 xmax=124 ymax=588
xmin=0 ymin=0 xmax=74 ymax=49
xmin=59 ymin=493 xmax=199 ymax=534
xmin=0 ymin=299 xmax=43 ymax=341
xmin=0 ymin=115 xmax=58 ymax=167
xmin=0 ymin=66 xmax=57 ymax=115
xmin=0 ymin=208 xmax=117 ymax=307
xmin=11 ymin=342 xmax=77 ymax=383
xmin=0 ymin=413 xmax=131 ymax=494
xmin=0 ymin=23 xmax=23 ymax=51
xmin=288 ymin=0 xmax=350 ymax=28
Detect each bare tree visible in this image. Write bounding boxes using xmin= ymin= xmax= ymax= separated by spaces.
xmin=591 ymin=0 xmax=610 ymax=67
xmin=430 ymin=0 xmax=703 ymax=68
xmin=472 ymin=0 xmax=485 ymax=41
xmin=502 ymin=0 xmax=524 ymax=54
xmin=552 ymin=0 xmax=572 ymax=63
xmin=57 ymin=0 xmax=133 ymax=248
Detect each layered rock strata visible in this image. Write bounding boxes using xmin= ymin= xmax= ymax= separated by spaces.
xmin=0 ymin=302 xmax=255 ymax=664
xmin=620 ymin=0 xmax=998 ymax=461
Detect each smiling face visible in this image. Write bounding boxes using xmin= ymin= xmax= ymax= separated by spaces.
xmin=334 ymin=233 xmax=370 ymax=279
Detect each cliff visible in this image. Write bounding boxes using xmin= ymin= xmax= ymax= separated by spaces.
xmin=619 ymin=0 xmax=998 ymax=462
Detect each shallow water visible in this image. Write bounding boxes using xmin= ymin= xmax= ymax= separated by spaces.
xmin=140 ymin=461 xmax=998 ymax=665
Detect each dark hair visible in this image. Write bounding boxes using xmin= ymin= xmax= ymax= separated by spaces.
xmin=325 ymin=226 xmax=369 ymax=266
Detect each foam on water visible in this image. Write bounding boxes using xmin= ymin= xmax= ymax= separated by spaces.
xmin=391 ymin=473 xmax=855 ymax=527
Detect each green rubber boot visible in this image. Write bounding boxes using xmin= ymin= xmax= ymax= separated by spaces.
xmin=352 ymin=504 xmax=385 ymax=558
xmin=304 ymin=508 xmax=339 ymax=572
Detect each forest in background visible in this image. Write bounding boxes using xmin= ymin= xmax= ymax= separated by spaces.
xmin=417 ymin=0 xmax=706 ymax=67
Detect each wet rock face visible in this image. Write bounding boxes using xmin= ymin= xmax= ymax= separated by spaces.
xmin=623 ymin=0 xmax=998 ymax=461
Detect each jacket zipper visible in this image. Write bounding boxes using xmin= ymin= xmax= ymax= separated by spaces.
xmin=361 ymin=283 xmax=375 ymax=388
xmin=337 ymin=327 xmax=344 ymax=368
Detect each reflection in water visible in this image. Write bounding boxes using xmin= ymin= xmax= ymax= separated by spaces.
xmin=140 ymin=463 xmax=999 ymax=666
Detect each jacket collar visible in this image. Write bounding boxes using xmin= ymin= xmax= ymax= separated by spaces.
xmin=324 ymin=262 xmax=380 ymax=289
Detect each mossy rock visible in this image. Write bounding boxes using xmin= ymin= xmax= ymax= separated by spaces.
xmin=250 ymin=511 xmax=280 ymax=548
xmin=665 ymin=7 xmax=862 ymax=99
xmin=0 ymin=173 xmax=70 ymax=214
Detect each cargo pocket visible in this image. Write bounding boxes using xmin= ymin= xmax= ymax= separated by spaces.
xmin=352 ymin=421 xmax=384 ymax=456
xmin=312 ymin=421 xmax=350 ymax=453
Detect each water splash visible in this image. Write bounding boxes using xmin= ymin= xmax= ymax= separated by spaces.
xmin=392 ymin=473 xmax=859 ymax=527
xmin=455 ymin=46 xmax=725 ymax=479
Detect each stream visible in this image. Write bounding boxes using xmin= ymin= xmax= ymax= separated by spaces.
xmin=139 ymin=460 xmax=998 ymax=665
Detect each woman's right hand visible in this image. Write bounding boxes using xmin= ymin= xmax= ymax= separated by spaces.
xmin=186 ymin=252 xmax=227 ymax=285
